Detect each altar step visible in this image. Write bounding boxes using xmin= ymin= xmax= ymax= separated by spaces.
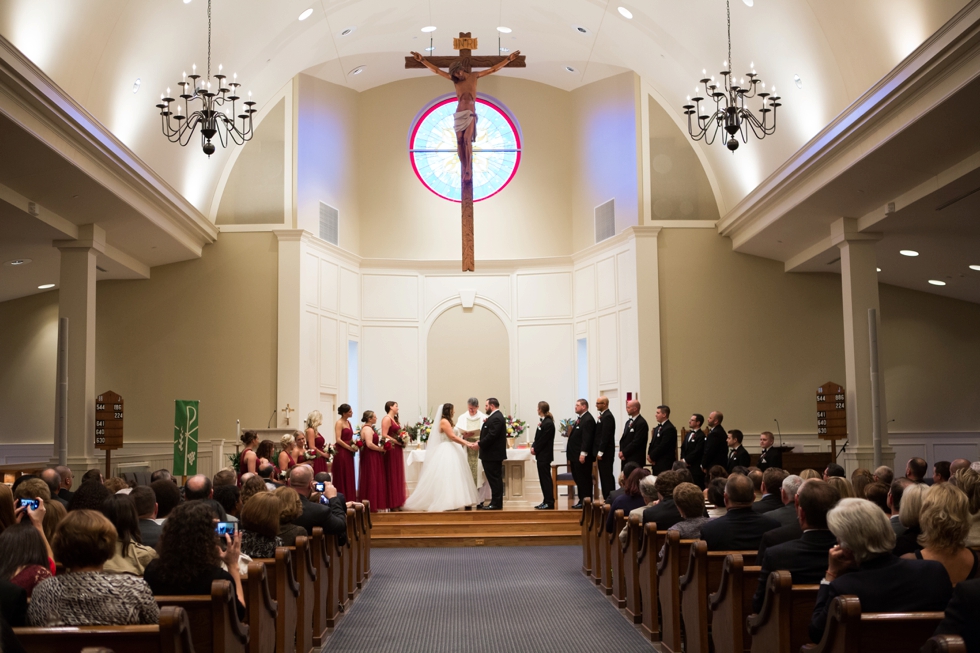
xmin=371 ymin=509 xmax=582 ymax=548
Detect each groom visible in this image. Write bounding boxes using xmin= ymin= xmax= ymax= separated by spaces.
xmin=478 ymin=397 xmax=507 ymax=510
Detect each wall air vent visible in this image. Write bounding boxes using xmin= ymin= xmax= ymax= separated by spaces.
xmin=319 ymin=202 xmax=339 ymax=245
xmin=595 ymin=199 xmax=615 ymax=244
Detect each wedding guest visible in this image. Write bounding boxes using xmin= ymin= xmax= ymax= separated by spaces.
xmin=668 ymin=482 xmax=711 ymax=539
xmin=239 ymin=430 xmax=259 ymax=481
xmin=29 ymin=510 xmax=159 ymax=627
xmin=619 ymin=400 xmax=649 ymax=470
xmin=381 ymin=401 xmax=407 ymax=510
xmin=934 ymin=461 xmax=952 ymax=485
xmin=753 ymin=468 xmax=789 ymax=514
xmin=258 ymin=464 xmax=279 ymax=491
xmin=706 ymin=478 xmax=728 ymax=518
xmin=240 ymin=475 xmax=268 ymax=507
xmin=748 ymin=469 xmax=764 ymax=500
xmin=81 ymin=469 xmax=104 ymax=485
xmin=143 ymin=501 xmax=245 ymax=620
xmin=894 ymin=482 xmax=930 ymax=556
xmin=768 ymin=475 xmax=804 ymax=527
xmin=0 ymin=486 xmax=16 ymax=535
xmin=619 ymin=475 xmax=660 ymax=545
xmin=642 ymin=471 xmax=684 ymax=530
xmin=594 ymin=397 xmax=617 ymax=500
xmin=39 ymin=469 xmax=67 ymax=508
xmin=864 ymin=481 xmax=890 ymax=515
xmin=823 ymin=463 xmax=846 ymax=480
xmin=851 ymin=468 xmax=874 ymax=499
xmin=874 ymin=465 xmax=894 ymax=486
xmin=214 ymin=485 xmax=242 ymax=521
xmin=606 ymin=468 xmax=650 ymax=532
xmin=826 ymin=476 xmax=855 ymax=499
xmin=906 ymin=457 xmax=928 ymax=483
xmin=41 ymin=500 xmax=66 ymax=545
xmin=104 ymin=477 xmax=129 ymax=494
xmin=274 ymin=487 xmax=307 ymax=546
xmin=901 ymin=483 xmax=979 ymax=584
xmin=699 ymin=474 xmax=780 ymax=551
xmin=213 ymin=468 xmax=237 ymax=488
xmin=647 ymin=405 xmax=677 ymax=474
xmin=288 ymin=466 xmax=348 ymax=544
xmin=799 ymin=468 xmax=821 ymax=480
xmin=708 ymin=465 xmax=728 ymax=483
xmin=681 ymin=413 xmax=706 ymax=487
xmin=931 ymin=578 xmax=980 ymax=652
xmin=67 ymin=479 xmax=111 ymax=512
xmin=150 ymin=469 xmax=173 ymax=483
xmin=888 ymin=477 xmax=913 ymax=536
xmin=256 ymin=440 xmax=276 ymax=469
xmin=101 ymin=494 xmax=156 ymax=576
xmin=358 ymin=411 xmax=389 ymax=512
xmin=240 ymin=492 xmax=283 ymax=559
xmin=608 ymin=463 xmax=641 ymax=503
xmin=150 ymin=478 xmax=180 ymax=519
xmin=184 ymin=474 xmax=212 ymax=501
xmin=332 ymin=404 xmax=358 ymax=501
xmin=55 ymin=465 xmax=74 ymax=503
xmin=306 ymin=410 xmax=332 ymax=476
xmin=532 ymin=401 xmax=556 ymax=510
xmin=0 ymin=503 xmax=54 ymax=597
xmin=953 ymin=468 xmax=980 ymax=547
xmin=131 ymin=486 xmax=161 ymax=548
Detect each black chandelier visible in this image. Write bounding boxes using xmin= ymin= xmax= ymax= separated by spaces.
xmin=155 ymin=0 xmax=255 ymax=156
xmin=682 ymin=0 xmax=780 ymax=152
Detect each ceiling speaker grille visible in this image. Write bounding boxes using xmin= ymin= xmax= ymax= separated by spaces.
xmin=319 ymin=202 xmax=339 ymax=245
xmin=595 ymin=199 xmax=615 ymax=244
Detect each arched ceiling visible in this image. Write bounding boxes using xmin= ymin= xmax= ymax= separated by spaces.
xmin=0 ymin=0 xmax=969 ymax=219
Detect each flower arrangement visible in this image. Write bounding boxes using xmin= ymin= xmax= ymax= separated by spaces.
xmin=558 ymin=418 xmax=576 ymax=438
xmin=406 ymin=416 xmax=434 ymax=444
xmin=505 ymin=414 xmax=528 ymax=442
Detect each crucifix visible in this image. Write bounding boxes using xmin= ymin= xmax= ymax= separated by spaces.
xmin=281 ymin=403 xmax=295 ymax=426
xmin=407 ymin=33 xmax=526 ymax=272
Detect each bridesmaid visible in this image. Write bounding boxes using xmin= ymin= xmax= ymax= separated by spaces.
xmin=381 ymin=401 xmax=407 ymax=511
xmin=277 ymin=433 xmax=297 ymax=480
xmin=305 ymin=410 xmax=331 ymax=476
xmin=255 ymin=440 xmax=276 ymax=469
xmin=357 ymin=411 xmax=389 ymax=512
xmin=294 ymin=432 xmax=311 ymax=464
xmin=239 ymin=431 xmax=259 ymax=484
xmin=332 ymin=404 xmax=357 ymax=501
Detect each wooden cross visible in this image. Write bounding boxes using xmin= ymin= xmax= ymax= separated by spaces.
xmin=281 ymin=403 xmax=295 ymax=426
xmin=406 ymin=33 xmax=526 ymax=272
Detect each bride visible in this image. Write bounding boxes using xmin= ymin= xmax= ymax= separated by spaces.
xmin=404 ymin=403 xmax=480 ymax=512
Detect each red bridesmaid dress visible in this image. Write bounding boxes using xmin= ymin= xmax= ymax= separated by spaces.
xmin=384 ymin=419 xmax=406 ymax=509
xmin=358 ymin=429 xmax=389 ymax=512
xmin=312 ymin=430 xmax=330 ymax=476
xmin=332 ymin=422 xmax=357 ymax=501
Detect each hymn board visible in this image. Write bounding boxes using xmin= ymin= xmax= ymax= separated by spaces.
xmin=95 ymin=390 xmax=124 ymax=475
xmin=816 ymin=382 xmax=846 ymax=461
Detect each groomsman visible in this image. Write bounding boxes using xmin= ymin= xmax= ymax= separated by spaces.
xmin=702 ymin=411 xmax=729 ymax=475
xmin=568 ymin=398 xmax=596 ymax=509
xmin=594 ymin=397 xmax=616 ymax=500
xmin=531 ymin=401 xmax=556 ymax=510
xmin=647 ymin=405 xmax=677 ymax=474
xmin=757 ymin=431 xmax=783 ymax=472
xmin=681 ymin=413 xmax=706 ymax=487
xmin=726 ymin=429 xmax=751 ymax=472
xmin=618 ymin=400 xmax=648 ymax=469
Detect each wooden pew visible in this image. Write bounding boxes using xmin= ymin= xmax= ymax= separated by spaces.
xmin=746 ymin=570 xmax=819 ymax=653
xmin=294 ymin=536 xmax=317 ymax=653
xmin=598 ymin=503 xmax=613 ymax=595
xmin=657 ymin=530 xmax=692 ymax=653
xmin=609 ymin=509 xmax=627 ymax=608
xmin=311 ymin=528 xmax=339 ymax=644
xmin=590 ymin=500 xmax=603 ymax=585
xmin=679 ymin=541 xmax=758 ymax=653
xmin=580 ymin=496 xmax=593 ymax=576
xmin=354 ymin=503 xmax=368 ymax=589
xmin=244 ymin=561 xmax=277 ymax=653
xmin=346 ymin=507 xmax=358 ymax=602
xmin=802 ymin=596 xmax=944 ymax=653
xmin=623 ymin=514 xmax=643 ymax=624
xmin=922 ymin=635 xmax=967 ymax=653
xmin=13 ymin=605 xmax=195 ymax=653
xmin=361 ymin=499 xmax=373 ymax=579
xmin=251 ymin=547 xmax=300 ymax=653
xmin=155 ymin=578 xmax=248 ymax=653
xmin=708 ymin=554 xmax=762 ymax=653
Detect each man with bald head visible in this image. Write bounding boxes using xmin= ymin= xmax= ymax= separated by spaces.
xmin=594 ymin=396 xmax=617 ymax=500
xmin=647 ymin=405 xmax=677 ymax=475
xmin=288 ymin=464 xmax=347 ymax=545
xmin=40 ymin=468 xmax=68 ymax=507
xmin=699 ymin=473 xmax=780 ymax=551
xmin=55 ymin=465 xmax=74 ymax=502
xmin=184 ymin=474 xmax=212 ymax=501
xmin=950 ymin=459 xmax=972 ymax=476
xmin=702 ymin=411 xmax=729 ymax=475
xmin=618 ymin=400 xmax=648 ymax=469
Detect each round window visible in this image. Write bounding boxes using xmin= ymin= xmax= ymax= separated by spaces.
xmin=409 ymin=96 xmax=521 ymax=202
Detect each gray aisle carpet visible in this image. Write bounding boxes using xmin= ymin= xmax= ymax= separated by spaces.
xmin=324 ymin=546 xmax=656 ymax=653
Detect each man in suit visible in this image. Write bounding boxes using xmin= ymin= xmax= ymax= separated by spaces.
xmin=767 ymin=474 xmax=803 ymax=528
xmin=757 ymin=431 xmax=782 ymax=472
xmin=131 ymin=485 xmax=163 ymax=548
xmin=725 ymin=430 xmax=751 ymax=472
xmin=647 ymin=405 xmax=677 ymax=474
xmin=618 ymin=400 xmax=648 ymax=469
xmin=700 ymin=474 xmax=780 ymax=551
xmin=567 ymin=398 xmax=596 ymax=509
xmin=39 ymin=468 xmax=68 ymax=508
xmin=681 ymin=414 xmax=706 ymax=487
xmin=905 ymin=457 xmax=928 ymax=483
xmin=753 ymin=467 xmax=788 ymax=514
xmin=55 ymin=465 xmax=74 ymax=503
xmin=701 ymin=411 xmax=728 ymax=476
xmin=531 ymin=403 xmax=555 ymax=510
xmin=887 ymin=477 xmax=913 ymax=536
xmin=478 ymin=397 xmax=507 ymax=510
xmin=932 ymin=578 xmax=980 ymax=653
xmin=752 ymin=479 xmax=841 ymax=612
xmin=641 ymin=470 xmax=684 ymax=530
xmin=594 ymin=397 xmax=616 ymax=500
xmin=288 ymin=465 xmax=348 ymax=544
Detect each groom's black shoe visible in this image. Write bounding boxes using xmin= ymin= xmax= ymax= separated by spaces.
xmin=571 ymin=501 xmax=584 ymax=509
xmin=476 ymin=503 xmax=492 ymax=510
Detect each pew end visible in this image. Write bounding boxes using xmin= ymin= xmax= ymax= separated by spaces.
xmin=13 ymin=605 xmax=195 ymax=653
xmin=244 ymin=561 xmax=277 ymax=653
xmin=155 ymin=579 xmax=248 ymax=653
xmin=746 ymin=571 xmax=818 ymax=653
xmin=802 ymin=595 xmax=945 ymax=653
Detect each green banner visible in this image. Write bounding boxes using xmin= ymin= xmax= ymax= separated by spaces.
xmin=173 ymin=400 xmax=200 ymax=476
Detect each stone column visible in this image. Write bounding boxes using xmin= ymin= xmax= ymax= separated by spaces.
xmin=831 ymin=218 xmax=892 ymax=474
xmin=55 ymin=224 xmax=105 ymax=468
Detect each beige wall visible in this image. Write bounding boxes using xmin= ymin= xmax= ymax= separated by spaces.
xmin=0 ymin=290 xmax=59 ymax=442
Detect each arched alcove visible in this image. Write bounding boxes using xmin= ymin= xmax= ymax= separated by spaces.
xmin=426 ymin=305 xmax=510 ymax=416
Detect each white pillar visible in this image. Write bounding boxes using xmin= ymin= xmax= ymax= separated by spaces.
xmin=831 ymin=218 xmax=892 ymax=474
xmin=55 ymin=224 xmax=105 ymax=468
xmin=632 ymin=226 xmax=663 ymax=405
xmin=275 ymin=229 xmax=306 ymax=428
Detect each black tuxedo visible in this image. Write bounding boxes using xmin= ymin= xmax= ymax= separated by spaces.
xmin=702 ymin=425 xmax=728 ymax=472
xmin=641 ymin=497 xmax=683 ymax=530
xmin=681 ymin=429 xmax=706 ymax=487
xmin=480 ymin=410 xmax=507 ymax=507
xmin=619 ymin=414 xmax=648 ymax=469
xmin=757 ymin=446 xmax=783 ymax=472
xmin=809 ymin=555 xmax=952 ymax=643
xmin=726 ymin=445 xmax=751 ymax=472
xmin=294 ymin=494 xmax=348 ymax=546
xmin=699 ymin=506 xmax=780 ymax=552
xmin=567 ymin=411 xmax=596 ymax=502
xmin=648 ymin=419 xmax=677 ymax=474
xmin=752 ymin=493 xmax=783 ymax=514
xmin=533 ymin=417 xmax=556 ymax=506
xmin=752 ymin=529 xmax=837 ymax=613
xmin=933 ymin=578 xmax=980 ymax=653
xmin=595 ymin=410 xmax=616 ymax=499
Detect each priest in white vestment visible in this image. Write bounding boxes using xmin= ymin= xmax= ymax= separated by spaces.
xmin=456 ymin=397 xmax=487 ymax=485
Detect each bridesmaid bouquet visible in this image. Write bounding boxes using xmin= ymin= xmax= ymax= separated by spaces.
xmin=559 ymin=417 xmax=576 ymax=438
xmin=395 ymin=431 xmax=411 ymax=447
xmin=382 ymin=440 xmax=394 ymax=454
xmin=350 ymin=438 xmax=364 ymax=452
xmin=324 ymin=444 xmax=336 ymax=463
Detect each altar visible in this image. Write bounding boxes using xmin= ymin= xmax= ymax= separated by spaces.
xmin=404 ymin=446 xmax=538 ymax=506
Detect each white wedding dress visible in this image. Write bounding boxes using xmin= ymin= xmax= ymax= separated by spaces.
xmin=404 ymin=405 xmax=480 ymax=512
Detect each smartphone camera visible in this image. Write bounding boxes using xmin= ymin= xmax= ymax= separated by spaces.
xmin=313 ymin=481 xmax=326 ymax=493
xmin=319 ymin=494 xmax=330 ymax=505
xmin=17 ymin=498 xmax=40 ymax=511
xmin=215 ymin=521 xmax=238 ymax=537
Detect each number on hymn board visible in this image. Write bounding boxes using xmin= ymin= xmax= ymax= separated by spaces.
xmin=96 ymin=437 xmax=105 ymax=445
xmin=835 ymin=402 xmax=845 ymax=409
xmin=114 ymin=412 xmax=123 ymax=419
xmin=96 ymin=403 xmax=105 ymax=411
xmin=818 ymin=427 xmax=827 ymax=435
xmin=816 ymin=395 xmax=826 ymax=402
xmin=817 ymin=411 xmax=826 ymax=418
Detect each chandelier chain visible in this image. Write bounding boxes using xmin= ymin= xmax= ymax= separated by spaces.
xmin=207 ymin=0 xmax=212 ymax=80
xmin=726 ymin=0 xmax=731 ymax=72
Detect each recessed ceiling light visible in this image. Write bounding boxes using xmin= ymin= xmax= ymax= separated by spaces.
xmin=38 ymin=284 xmax=55 ymax=290
xmin=565 ymin=66 xmax=577 ymax=73
xmin=421 ymin=25 xmax=437 ymax=33
xmin=4 ymin=259 xmax=32 ymax=267
xmin=970 ymin=265 xmax=980 ymax=271
xmin=900 ymin=249 xmax=919 ymax=257
xmin=132 ymin=78 xmax=141 ymax=94
xmin=496 ymin=26 xmax=512 ymax=34
xmin=340 ymin=26 xmax=355 ymax=36
xmin=183 ymin=0 xmax=192 ymax=4
xmin=617 ymin=6 xmax=633 ymax=19
xmin=574 ymin=25 xmax=590 ymax=34
xmin=742 ymin=0 xmax=754 ymax=6
xmin=298 ymin=8 xmax=313 ymax=21
xmin=794 ymin=74 xmax=802 ymax=89
xmin=350 ymin=66 xmax=365 ymax=76
xmin=928 ymin=280 xmax=946 ymax=286
xmin=876 ymin=268 xmax=881 ymax=272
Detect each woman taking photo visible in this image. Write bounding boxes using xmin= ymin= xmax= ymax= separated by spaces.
xmin=381 ymin=401 xmax=406 ymax=510
xmin=306 ymin=410 xmax=331 ymax=476
xmin=333 ymin=404 xmax=357 ymax=500
xmin=358 ymin=411 xmax=389 ymax=512
xmin=239 ymin=431 xmax=259 ymax=482
xmin=0 ymin=502 xmax=55 ymax=597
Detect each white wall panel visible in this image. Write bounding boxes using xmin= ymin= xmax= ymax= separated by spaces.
xmin=362 ymin=275 xmax=418 ymax=320
xmin=617 ymin=250 xmax=635 ymax=305
xmin=339 ymin=268 xmax=359 ymax=318
xmin=301 ymin=310 xmax=319 ymax=413
xmin=574 ymin=266 xmax=596 ymax=316
xmin=516 ymin=272 xmax=572 ymax=320
xmin=361 ymin=326 xmax=419 ymax=417
xmin=597 ymin=312 xmax=619 ymax=386
xmin=596 ymin=257 xmax=617 ymax=309
xmin=518 ymin=324 xmax=575 ymax=441
xmin=619 ymin=307 xmax=639 ymax=395
xmin=302 ymin=253 xmax=318 ymax=307
xmin=319 ymin=316 xmax=338 ymax=388
xmin=319 ymin=260 xmax=338 ymax=313
xmin=424 ymin=275 xmax=512 ymax=318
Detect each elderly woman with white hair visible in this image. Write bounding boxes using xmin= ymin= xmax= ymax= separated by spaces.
xmin=809 ymin=498 xmax=953 ymax=644
xmin=619 ymin=474 xmax=659 ymax=546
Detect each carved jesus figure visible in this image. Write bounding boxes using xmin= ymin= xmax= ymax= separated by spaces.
xmin=410 ymin=50 xmax=521 ymax=181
